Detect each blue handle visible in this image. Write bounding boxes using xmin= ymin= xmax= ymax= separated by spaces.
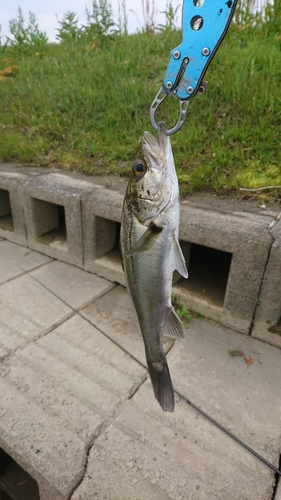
xmin=163 ymin=0 xmax=238 ymax=100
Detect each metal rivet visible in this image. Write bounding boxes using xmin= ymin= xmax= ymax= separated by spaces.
xmin=202 ymin=47 xmax=210 ymax=56
xmin=173 ymin=50 xmax=181 ymax=60
xmin=166 ymin=81 xmax=173 ymax=90
xmin=187 ymin=86 xmax=193 ymax=94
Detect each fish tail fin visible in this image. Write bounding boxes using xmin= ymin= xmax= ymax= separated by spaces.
xmin=147 ymin=359 xmax=175 ymax=412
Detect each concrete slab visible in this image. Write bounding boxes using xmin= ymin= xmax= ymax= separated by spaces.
xmin=30 ymin=260 xmax=115 ymax=310
xmin=170 ymin=318 xmax=281 ymax=449
xmin=0 ymin=313 xmax=146 ymax=499
xmin=81 ymin=285 xmax=173 ymax=367
xmin=71 ymin=383 xmax=276 ymax=500
xmin=71 ymin=317 xmax=281 ymax=500
xmin=0 ymin=240 xmax=52 ymax=285
xmin=0 ymin=274 xmax=73 ymax=345
xmin=0 ymin=376 xmax=87 ymax=500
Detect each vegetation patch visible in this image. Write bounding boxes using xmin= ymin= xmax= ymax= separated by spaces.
xmin=0 ymin=1 xmax=280 ymax=202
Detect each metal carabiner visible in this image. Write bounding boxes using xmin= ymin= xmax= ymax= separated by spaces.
xmin=150 ymin=86 xmax=190 ymax=136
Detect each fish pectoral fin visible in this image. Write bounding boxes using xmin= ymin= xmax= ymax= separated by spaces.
xmin=163 ymin=307 xmax=186 ymax=340
xmin=129 ymin=222 xmax=163 ymax=255
xmin=172 ymin=237 xmax=188 ymax=279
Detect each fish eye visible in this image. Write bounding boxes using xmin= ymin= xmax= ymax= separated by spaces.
xmin=133 ymin=159 xmax=147 ymax=177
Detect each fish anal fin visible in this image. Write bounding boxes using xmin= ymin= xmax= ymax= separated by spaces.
xmin=129 ymin=222 xmax=162 ymax=255
xmin=147 ymin=360 xmax=175 ymax=412
xmin=172 ymin=237 xmax=188 ymax=279
xmin=163 ymin=307 xmax=186 ymax=340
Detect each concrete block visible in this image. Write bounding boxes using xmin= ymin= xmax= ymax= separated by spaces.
xmin=83 ymin=185 xmax=125 ymax=284
xmin=252 ymin=219 xmax=281 ymax=347
xmin=82 ymin=185 xmax=276 ymax=334
xmin=173 ymin=203 xmax=274 ymax=334
xmin=22 ymin=173 xmax=94 ymax=267
xmin=0 ymin=167 xmax=28 ymax=245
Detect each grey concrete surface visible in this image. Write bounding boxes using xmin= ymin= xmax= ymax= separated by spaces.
xmin=21 ymin=172 xmax=94 ymax=267
xmin=0 ymin=240 xmax=52 ymax=285
xmin=1 ymin=166 xmax=280 ymax=343
xmin=252 ymin=216 xmax=281 ymax=348
xmin=0 ymin=237 xmax=280 ymax=500
xmin=177 ymin=202 xmax=275 ymax=334
xmin=0 ymin=167 xmax=29 ymax=246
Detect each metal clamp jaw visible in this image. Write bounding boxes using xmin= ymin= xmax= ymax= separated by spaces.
xmin=150 ymin=0 xmax=238 ymax=134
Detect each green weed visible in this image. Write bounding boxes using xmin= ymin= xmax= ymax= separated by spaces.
xmin=171 ymin=294 xmax=191 ymax=327
xmin=0 ymin=1 xmax=280 ymax=201
xmin=7 ymin=7 xmax=48 ymax=54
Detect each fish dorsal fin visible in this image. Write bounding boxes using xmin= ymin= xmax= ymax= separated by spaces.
xmin=129 ymin=222 xmax=162 ymax=255
xmin=163 ymin=307 xmax=185 ymax=341
xmin=172 ymin=237 xmax=188 ymax=279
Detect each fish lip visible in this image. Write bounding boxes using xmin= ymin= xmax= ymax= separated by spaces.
xmin=140 ymin=125 xmax=167 ymax=170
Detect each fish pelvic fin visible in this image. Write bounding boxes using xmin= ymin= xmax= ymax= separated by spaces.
xmin=172 ymin=237 xmax=188 ymax=279
xmin=147 ymin=359 xmax=175 ymax=412
xmin=163 ymin=306 xmax=186 ymax=341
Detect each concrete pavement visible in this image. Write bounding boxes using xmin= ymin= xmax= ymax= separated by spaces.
xmin=0 ymin=238 xmax=280 ymax=500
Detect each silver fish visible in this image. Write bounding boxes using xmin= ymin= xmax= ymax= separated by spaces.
xmin=120 ymin=123 xmax=188 ymax=412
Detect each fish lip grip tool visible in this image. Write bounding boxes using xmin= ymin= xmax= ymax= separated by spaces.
xmin=150 ymin=0 xmax=238 ymax=135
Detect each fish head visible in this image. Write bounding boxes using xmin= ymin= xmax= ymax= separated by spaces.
xmin=126 ymin=123 xmax=177 ymax=222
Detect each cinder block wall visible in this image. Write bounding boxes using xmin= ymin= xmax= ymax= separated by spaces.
xmin=0 ymin=164 xmax=280 ymax=346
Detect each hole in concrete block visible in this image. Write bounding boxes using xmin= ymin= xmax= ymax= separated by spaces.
xmin=91 ymin=220 xmax=123 ymax=282
xmin=94 ymin=217 xmax=120 ymax=259
xmin=268 ymin=316 xmax=281 ymax=336
xmin=32 ymin=198 xmax=68 ymax=251
xmin=0 ymin=189 xmax=14 ymax=232
xmin=0 ymin=448 xmax=39 ymax=500
xmin=178 ymin=243 xmax=232 ymax=307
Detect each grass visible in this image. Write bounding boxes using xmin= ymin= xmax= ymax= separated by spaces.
xmin=0 ymin=1 xmax=280 ymax=201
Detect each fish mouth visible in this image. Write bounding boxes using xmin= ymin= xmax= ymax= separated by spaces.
xmin=157 ymin=122 xmax=169 ymax=151
xmin=141 ymin=122 xmax=168 ymax=167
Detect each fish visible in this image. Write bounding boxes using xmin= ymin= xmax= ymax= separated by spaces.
xmin=120 ymin=122 xmax=188 ymax=412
